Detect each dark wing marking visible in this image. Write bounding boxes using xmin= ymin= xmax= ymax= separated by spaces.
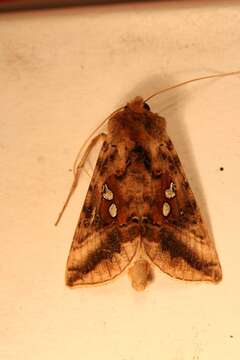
xmin=66 ymin=140 xmax=139 ymax=287
xmin=66 ymin=224 xmax=139 ymax=286
xmin=143 ymin=134 xmax=222 ymax=282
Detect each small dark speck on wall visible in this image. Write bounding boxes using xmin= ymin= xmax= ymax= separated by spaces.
xmin=219 ymin=167 xmax=224 ymax=171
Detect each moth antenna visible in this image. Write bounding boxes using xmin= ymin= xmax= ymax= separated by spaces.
xmin=73 ymin=106 xmax=124 ymax=176
xmin=55 ymin=132 xmax=107 ymax=226
xmin=55 ymin=106 xmax=124 ymax=226
xmin=144 ymin=70 xmax=240 ymax=102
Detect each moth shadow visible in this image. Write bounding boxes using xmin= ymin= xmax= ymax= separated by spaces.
xmin=120 ymin=74 xmax=214 ymax=238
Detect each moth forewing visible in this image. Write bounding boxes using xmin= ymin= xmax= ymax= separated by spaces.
xmin=65 ymin=96 xmax=222 ymax=290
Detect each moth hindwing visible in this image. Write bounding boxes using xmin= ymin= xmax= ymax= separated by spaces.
xmin=65 ymin=96 xmax=222 ymax=291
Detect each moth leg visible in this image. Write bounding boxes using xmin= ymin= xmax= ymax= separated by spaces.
xmin=81 ymin=159 xmax=94 ymax=179
xmin=82 ymin=166 xmax=91 ymax=179
xmin=74 ymin=133 xmax=107 ymax=175
xmin=55 ymin=133 xmax=107 ymax=226
xmin=86 ymin=158 xmax=94 ymax=172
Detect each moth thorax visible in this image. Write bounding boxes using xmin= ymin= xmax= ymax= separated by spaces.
xmin=128 ymin=259 xmax=152 ymax=291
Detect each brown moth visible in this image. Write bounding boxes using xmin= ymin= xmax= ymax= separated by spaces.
xmin=62 ymin=96 xmax=223 ymax=291
xmin=56 ymin=71 xmax=240 ymax=291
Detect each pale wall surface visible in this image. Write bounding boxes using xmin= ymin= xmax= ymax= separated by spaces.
xmin=1 ymin=2 xmax=240 ymax=359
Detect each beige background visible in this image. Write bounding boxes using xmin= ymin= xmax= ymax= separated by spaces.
xmin=1 ymin=1 xmax=240 ymax=359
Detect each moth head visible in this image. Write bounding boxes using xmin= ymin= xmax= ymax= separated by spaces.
xmin=126 ymin=96 xmax=150 ymax=114
xmin=108 ymin=96 xmax=166 ymax=137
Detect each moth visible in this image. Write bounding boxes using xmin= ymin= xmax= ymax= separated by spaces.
xmin=56 ymin=71 xmax=239 ymax=291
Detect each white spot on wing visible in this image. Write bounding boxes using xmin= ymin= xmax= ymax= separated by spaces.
xmin=165 ymin=182 xmax=176 ymax=199
xmin=109 ymin=203 xmax=117 ymax=218
xmin=102 ymin=184 xmax=113 ymax=200
xmin=163 ymin=202 xmax=171 ymax=217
